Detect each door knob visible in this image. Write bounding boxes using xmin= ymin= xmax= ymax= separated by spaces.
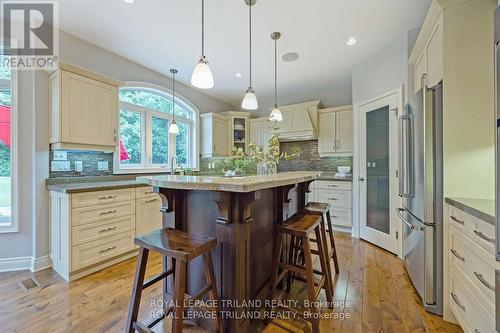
xmin=358 ymin=177 xmax=365 ymax=182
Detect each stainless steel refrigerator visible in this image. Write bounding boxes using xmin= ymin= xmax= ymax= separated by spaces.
xmin=494 ymin=5 xmax=500 ymax=332
xmin=396 ymin=76 xmax=443 ymax=315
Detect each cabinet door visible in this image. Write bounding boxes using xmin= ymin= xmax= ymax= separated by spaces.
xmin=135 ymin=195 xmax=162 ymax=236
xmin=61 ymin=71 xmax=118 ymax=146
xmin=318 ymin=112 xmax=336 ymax=154
xmin=249 ymin=121 xmax=262 ymax=146
xmin=261 ymin=120 xmax=272 ymax=153
xmin=336 ymin=110 xmax=353 ymax=153
xmin=213 ymin=117 xmax=230 ymax=155
xmin=414 ymin=52 xmax=427 ymax=93
xmin=426 ymin=21 xmax=443 ymax=88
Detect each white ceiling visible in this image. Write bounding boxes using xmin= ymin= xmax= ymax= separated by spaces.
xmin=57 ymin=0 xmax=431 ymax=108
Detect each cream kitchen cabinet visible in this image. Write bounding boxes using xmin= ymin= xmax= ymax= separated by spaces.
xmin=249 ymin=117 xmax=272 ymax=152
xmin=200 ymin=113 xmax=231 ymax=157
xmin=308 ymin=180 xmax=352 ymax=228
xmin=412 ymin=13 xmax=443 ymax=92
xmin=220 ymin=111 xmax=250 ymax=153
xmin=277 ymin=100 xmax=320 ymax=141
xmin=49 ymin=62 xmax=122 ymax=151
xmin=50 ymin=185 xmax=162 ymax=282
xmin=318 ymin=106 xmax=353 ymax=157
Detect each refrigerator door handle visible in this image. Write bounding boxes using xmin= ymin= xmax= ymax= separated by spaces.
xmin=396 ymin=208 xmax=424 ymax=231
xmin=398 ymin=113 xmax=413 ymax=197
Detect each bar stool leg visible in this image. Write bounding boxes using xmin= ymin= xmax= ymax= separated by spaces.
xmin=286 ymin=234 xmax=296 ymax=292
xmin=302 ymin=236 xmax=320 ymax=333
xmin=203 ymin=252 xmax=224 ymax=333
xmin=317 ymin=220 xmax=334 ymax=306
xmin=267 ymin=231 xmax=283 ymax=303
xmin=172 ymin=261 xmax=187 ymax=333
xmin=325 ymin=210 xmax=339 ymax=274
xmin=125 ymin=247 xmax=149 ymax=333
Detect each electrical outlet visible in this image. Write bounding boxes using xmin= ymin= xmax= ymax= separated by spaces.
xmin=97 ymin=161 xmax=109 ymax=171
xmin=51 ymin=161 xmax=71 ymax=172
xmin=75 ymin=161 xmax=83 ymax=172
xmin=53 ymin=151 xmax=67 ymax=161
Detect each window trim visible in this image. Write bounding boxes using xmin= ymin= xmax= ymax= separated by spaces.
xmin=114 ymin=82 xmax=199 ymax=174
xmin=0 ymin=65 xmax=18 ymax=233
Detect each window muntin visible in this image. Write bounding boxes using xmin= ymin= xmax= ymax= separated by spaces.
xmin=117 ymin=86 xmax=197 ymax=172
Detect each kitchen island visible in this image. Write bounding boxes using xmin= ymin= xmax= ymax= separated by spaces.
xmin=137 ymin=171 xmax=321 ymax=333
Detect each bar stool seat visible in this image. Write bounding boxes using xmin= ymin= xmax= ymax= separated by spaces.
xmin=268 ymin=212 xmax=333 ymax=333
xmin=305 ymin=201 xmax=340 ymax=274
xmin=126 ymin=228 xmax=223 ymax=333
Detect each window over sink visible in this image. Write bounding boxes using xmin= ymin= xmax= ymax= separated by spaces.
xmin=115 ymin=85 xmax=198 ymax=173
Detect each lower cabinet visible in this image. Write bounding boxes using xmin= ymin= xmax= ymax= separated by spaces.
xmin=308 ymin=180 xmax=352 ymax=228
xmin=50 ymin=186 xmax=162 ymax=282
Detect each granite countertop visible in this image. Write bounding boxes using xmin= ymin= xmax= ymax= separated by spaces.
xmin=46 ymin=180 xmax=150 ymax=194
xmin=315 ymin=172 xmax=352 ymax=182
xmin=137 ymin=171 xmax=322 ymax=193
xmin=445 ymin=197 xmax=495 ymax=225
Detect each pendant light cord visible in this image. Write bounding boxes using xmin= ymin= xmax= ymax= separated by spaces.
xmin=249 ymin=3 xmax=252 ymax=87
xmin=274 ymin=38 xmax=277 ymax=106
xmin=172 ymin=72 xmax=176 ymax=122
xmin=201 ymin=0 xmax=205 ymax=57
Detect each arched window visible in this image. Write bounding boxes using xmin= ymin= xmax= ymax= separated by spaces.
xmin=115 ymin=85 xmax=198 ymax=173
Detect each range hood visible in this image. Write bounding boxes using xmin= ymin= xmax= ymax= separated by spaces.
xmin=276 ymin=100 xmax=320 ymax=141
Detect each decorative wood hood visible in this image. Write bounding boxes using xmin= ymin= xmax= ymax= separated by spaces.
xmin=275 ymin=100 xmax=320 ymax=141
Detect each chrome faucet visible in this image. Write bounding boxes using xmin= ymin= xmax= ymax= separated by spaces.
xmin=170 ymin=156 xmax=179 ymax=175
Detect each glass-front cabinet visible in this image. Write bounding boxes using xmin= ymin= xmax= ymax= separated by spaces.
xmin=220 ymin=111 xmax=249 ymax=153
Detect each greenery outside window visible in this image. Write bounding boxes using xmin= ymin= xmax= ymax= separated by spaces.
xmin=116 ymin=86 xmax=198 ymax=173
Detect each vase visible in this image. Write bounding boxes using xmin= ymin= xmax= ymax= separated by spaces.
xmin=257 ymin=162 xmax=278 ymax=175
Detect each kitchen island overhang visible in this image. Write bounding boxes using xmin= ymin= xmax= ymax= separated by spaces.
xmin=136 ymin=171 xmax=321 ymax=333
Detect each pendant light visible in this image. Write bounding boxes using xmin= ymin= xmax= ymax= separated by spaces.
xmin=241 ymin=0 xmax=258 ymax=110
xmin=191 ymin=0 xmax=214 ymax=89
xmin=269 ymin=32 xmax=283 ymax=122
xmin=169 ymin=69 xmax=180 ymax=134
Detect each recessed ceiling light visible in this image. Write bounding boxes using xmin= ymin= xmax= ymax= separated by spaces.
xmin=282 ymin=52 xmax=299 ymax=62
xmin=124 ymin=0 xmax=134 ymax=3
xmin=347 ymin=37 xmax=357 ymax=46
xmin=235 ymin=72 xmax=242 ymax=78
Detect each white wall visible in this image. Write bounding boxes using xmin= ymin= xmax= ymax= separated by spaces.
xmin=0 ymin=31 xmax=233 ymax=267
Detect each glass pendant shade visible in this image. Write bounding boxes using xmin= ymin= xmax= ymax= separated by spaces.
xmin=269 ymin=105 xmax=283 ymax=122
xmin=241 ymin=87 xmax=258 ymax=110
xmin=191 ymin=57 xmax=214 ymax=89
xmin=169 ymin=120 xmax=180 ymax=134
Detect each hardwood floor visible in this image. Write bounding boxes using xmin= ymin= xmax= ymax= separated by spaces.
xmin=0 ymin=233 xmax=462 ymax=333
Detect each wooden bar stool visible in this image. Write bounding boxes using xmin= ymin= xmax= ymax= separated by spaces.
xmin=268 ymin=212 xmax=333 ymax=333
xmin=125 ymin=228 xmax=223 ymax=333
xmin=305 ymin=202 xmax=340 ymax=274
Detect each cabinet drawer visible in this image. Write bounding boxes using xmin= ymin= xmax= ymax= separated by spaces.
xmin=72 ymin=201 xmax=135 ymax=226
xmin=449 ymin=226 xmax=495 ymax=317
xmin=316 ymin=189 xmax=351 ymax=208
xmin=448 ymin=206 xmax=495 ymax=255
xmin=315 ymin=180 xmax=352 ymax=191
xmin=71 ymin=215 xmax=135 ymax=246
xmin=135 ymin=186 xmax=157 ymax=199
xmin=329 ymin=207 xmax=352 ymax=227
xmin=71 ymin=230 xmax=135 ymax=271
xmin=72 ymin=189 xmax=135 ymax=208
xmin=449 ymin=271 xmax=495 ymax=333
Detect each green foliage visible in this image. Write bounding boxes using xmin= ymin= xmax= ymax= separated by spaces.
xmin=221 ymin=147 xmax=256 ymax=173
xmin=152 ymin=117 xmax=168 ymax=164
xmin=119 ymin=89 xmax=190 ymax=118
xmin=0 ymin=90 xmax=11 ymax=107
xmin=0 ymin=141 xmax=10 ymax=177
xmin=120 ymin=110 xmax=142 ymax=164
xmin=0 ymin=56 xmax=11 ymax=80
xmin=176 ymin=122 xmax=188 ymax=164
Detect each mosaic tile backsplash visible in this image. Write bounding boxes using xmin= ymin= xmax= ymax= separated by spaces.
xmin=49 ymin=150 xmax=114 ymax=178
xmin=279 ymin=140 xmax=353 ymax=172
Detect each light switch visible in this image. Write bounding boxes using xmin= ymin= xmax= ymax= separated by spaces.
xmin=53 ymin=151 xmax=67 ymax=161
xmin=75 ymin=161 xmax=83 ymax=172
xmin=98 ymin=161 xmax=109 ymax=171
xmin=372 ymin=162 xmax=377 ymax=168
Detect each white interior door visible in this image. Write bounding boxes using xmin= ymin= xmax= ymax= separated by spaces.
xmin=358 ymin=91 xmax=400 ymax=255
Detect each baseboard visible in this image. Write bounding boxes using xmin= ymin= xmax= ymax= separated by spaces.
xmin=0 ymin=256 xmax=32 ymax=272
xmin=31 ymin=255 xmax=52 ymax=273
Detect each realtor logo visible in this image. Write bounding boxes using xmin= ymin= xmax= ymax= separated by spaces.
xmin=1 ymin=1 xmax=59 ymax=70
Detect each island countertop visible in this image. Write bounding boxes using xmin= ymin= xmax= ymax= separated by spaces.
xmin=137 ymin=171 xmax=321 ymax=193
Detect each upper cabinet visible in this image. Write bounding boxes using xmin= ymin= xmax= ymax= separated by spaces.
xmin=49 ymin=62 xmax=122 ymax=151
xmin=249 ymin=117 xmax=272 ymax=153
xmin=277 ymin=100 xmax=320 ymax=141
xmin=220 ymin=111 xmax=250 ymax=153
xmin=412 ymin=13 xmax=443 ymax=92
xmin=200 ymin=113 xmax=231 ymax=157
xmin=318 ymin=106 xmax=353 ymax=157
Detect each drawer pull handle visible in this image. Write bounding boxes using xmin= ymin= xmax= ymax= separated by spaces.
xmin=99 ymin=210 xmax=117 ymax=216
xmin=331 ymin=215 xmax=338 ymax=218
xmin=450 ymin=215 xmax=464 ymax=225
xmin=475 ymin=330 xmax=481 ymax=333
xmin=327 ymin=184 xmax=338 ymax=187
xmin=450 ymin=249 xmax=465 ymax=262
xmin=145 ymin=198 xmax=158 ymax=203
xmin=328 ymin=197 xmax=338 ymax=201
xmin=99 ymin=195 xmax=116 ymax=200
xmin=473 ymin=272 xmax=495 ymax=290
xmin=99 ymin=246 xmax=116 ymax=254
xmin=473 ymin=230 xmax=495 ymax=243
xmin=450 ymin=292 xmax=465 ymax=312
xmin=145 ymin=191 xmax=154 ymax=194
xmin=99 ymin=226 xmax=116 ymax=233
